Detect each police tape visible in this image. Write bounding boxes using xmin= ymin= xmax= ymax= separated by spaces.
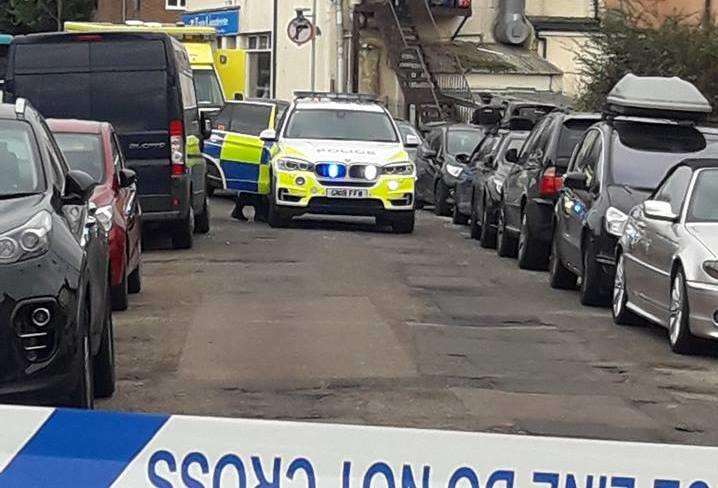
xmin=0 ymin=404 xmax=715 ymax=488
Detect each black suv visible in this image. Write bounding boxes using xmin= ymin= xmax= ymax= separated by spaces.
xmin=497 ymin=112 xmax=601 ymax=269
xmin=0 ymin=99 xmax=114 ymax=408
xmin=414 ymin=124 xmax=486 ymax=215
xmin=550 ymin=119 xmax=718 ymax=305
xmin=4 ymin=32 xmax=209 ymax=249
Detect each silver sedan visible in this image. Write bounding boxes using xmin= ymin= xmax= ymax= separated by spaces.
xmin=613 ymin=159 xmax=718 ymax=354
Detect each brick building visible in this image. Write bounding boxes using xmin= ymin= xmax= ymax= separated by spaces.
xmin=93 ymin=0 xmax=187 ymax=24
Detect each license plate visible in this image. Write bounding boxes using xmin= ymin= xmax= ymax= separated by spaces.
xmin=326 ymin=188 xmax=368 ymax=199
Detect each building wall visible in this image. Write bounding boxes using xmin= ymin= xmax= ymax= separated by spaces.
xmin=539 ymin=33 xmax=592 ymax=96
xmin=94 ymin=0 xmax=184 ymax=23
xmin=604 ymin=0 xmax=715 ymax=22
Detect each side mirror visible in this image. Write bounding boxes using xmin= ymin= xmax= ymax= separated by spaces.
xmin=505 ymin=148 xmax=519 ymax=164
xmin=63 ymin=170 xmax=96 ymax=205
xmin=404 ymin=134 xmax=420 ymax=148
xmin=455 ymin=153 xmax=470 ymax=165
xmin=201 ymin=114 xmax=213 ymax=139
xmin=119 ymin=168 xmax=137 ymax=188
xmin=260 ymin=128 xmax=278 ymax=142
xmin=563 ymin=172 xmax=588 ymax=191
xmin=234 ymin=92 xmax=244 ymax=101
xmin=643 ymin=200 xmax=678 ymax=222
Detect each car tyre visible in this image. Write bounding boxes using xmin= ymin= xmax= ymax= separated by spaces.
xmin=67 ymin=296 xmax=94 ymax=409
xmin=267 ymin=177 xmax=290 ymax=228
xmin=669 ymin=268 xmax=699 ymax=355
xmin=110 ymin=266 xmax=129 ymax=312
xmin=496 ymin=204 xmax=518 ymax=258
xmin=517 ymin=211 xmax=549 ymax=270
xmin=415 ymin=200 xmax=425 ymax=210
xmin=94 ymin=285 xmax=116 ymax=399
xmin=128 ymin=259 xmax=142 ymax=294
xmin=194 ymin=194 xmax=211 ymax=234
xmin=452 ymin=201 xmax=469 ymax=225
xmin=390 ymin=211 xmax=415 ymax=234
xmin=548 ymin=231 xmax=577 ymax=289
xmin=469 ymin=201 xmax=481 ymax=239
xmin=171 ymin=206 xmax=194 ymax=249
xmin=434 ymin=180 xmax=451 ymax=217
xmin=479 ymin=203 xmax=497 ymax=249
xmin=580 ymin=240 xmax=609 ymax=307
xmin=612 ymin=253 xmax=642 ymax=326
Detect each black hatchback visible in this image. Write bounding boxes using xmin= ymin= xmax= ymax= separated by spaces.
xmin=0 ymin=99 xmax=114 ymax=408
xmin=497 ymin=112 xmax=601 ymax=269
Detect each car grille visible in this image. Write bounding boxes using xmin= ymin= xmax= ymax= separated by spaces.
xmin=315 ymin=162 xmax=378 ymax=184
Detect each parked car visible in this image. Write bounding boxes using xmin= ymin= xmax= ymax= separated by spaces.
xmin=497 ymin=112 xmax=601 ymax=269
xmin=414 ymin=123 xmax=486 ymax=215
xmin=4 ymin=31 xmax=209 ymax=249
xmin=0 ymin=99 xmax=114 ymax=408
xmin=203 ymin=98 xmax=289 ymax=197
xmin=49 ymin=119 xmax=143 ymax=312
xmin=613 ymin=159 xmax=718 ymax=354
xmin=499 ymin=100 xmax=557 ymax=127
xmin=550 ymin=75 xmax=718 ymax=306
xmin=467 ymin=129 xmax=530 ymax=247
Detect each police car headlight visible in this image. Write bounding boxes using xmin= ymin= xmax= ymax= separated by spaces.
xmin=382 ymin=162 xmax=414 ymax=176
xmin=446 ymin=163 xmax=464 ymax=178
xmin=0 ymin=211 xmax=51 ymax=264
xmin=276 ymin=157 xmax=314 ymax=172
xmin=605 ymin=207 xmax=629 ymax=237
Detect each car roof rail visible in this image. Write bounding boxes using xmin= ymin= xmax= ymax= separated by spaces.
xmin=293 ymin=91 xmax=379 ymax=104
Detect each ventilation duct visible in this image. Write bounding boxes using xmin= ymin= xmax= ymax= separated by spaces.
xmin=494 ymin=0 xmax=531 ymax=46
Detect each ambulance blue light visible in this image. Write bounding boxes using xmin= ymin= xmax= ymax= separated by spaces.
xmin=328 ymin=164 xmax=339 ymax=178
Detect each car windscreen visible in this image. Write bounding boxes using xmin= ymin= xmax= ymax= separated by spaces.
xmin=447 ymin=129 xmax=484 ymax=156
xmin=611 ymin=122 xmax=713 ymax=189
xmin=0 ymin=121 xmax=44 ymax=196
xmin=397 ymin=122 xmax=421 ymax=144
xmin=193 ymin=69 xmax=224 ymax=107
xmin=556 ymin=119 xmax=598 ymax=166
xmin=54 ymin=133 xmax=105 ymax=183
xmin=284 ymin=109 xmax=398 ymax=142
xmin=688 ymin=169 xmax=718 ymax=222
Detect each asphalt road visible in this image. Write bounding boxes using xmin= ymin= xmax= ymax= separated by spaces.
xmin=100 ymin=196 xmax=718 ymax=445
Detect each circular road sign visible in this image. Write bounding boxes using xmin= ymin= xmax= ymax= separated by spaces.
xmin=288 ymin=16 xmax=315 ymax=46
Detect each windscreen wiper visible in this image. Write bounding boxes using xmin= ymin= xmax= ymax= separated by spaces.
xmin=0 ymin=192 xmax=39 ymax=200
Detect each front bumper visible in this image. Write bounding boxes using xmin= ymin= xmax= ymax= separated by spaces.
xmin=686 ymin=281 xmax=718 ymax=340
xmin=0 ymin=253 xmax=83 ymax=405
xmin=274 ymin=170 xmax=415 ymax=216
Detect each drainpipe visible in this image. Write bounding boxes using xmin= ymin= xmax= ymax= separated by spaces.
xmin=335 ymin=0 xmax=345 ymax=92
xmin=272 ymin=0 xmax=278 ymax=98
xmin=494 ymin=0 xmax=531 ymax=46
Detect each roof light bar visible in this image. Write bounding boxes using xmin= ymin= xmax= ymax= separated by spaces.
xmin=293 ymin=91 xmax=379 ymax=104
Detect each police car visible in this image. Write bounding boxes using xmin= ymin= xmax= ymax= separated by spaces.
xmin=257 ymin=92 xmax=419 ymax=233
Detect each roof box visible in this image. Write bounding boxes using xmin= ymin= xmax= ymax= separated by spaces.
xmin=606 ymin=74 xmax=712 ymax=121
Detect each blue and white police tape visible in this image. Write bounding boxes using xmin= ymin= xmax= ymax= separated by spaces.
xmin=0 ymin=404 xmax=716 ymax=488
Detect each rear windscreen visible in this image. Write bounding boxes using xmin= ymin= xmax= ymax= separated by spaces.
xmin=556 ymin=119 xmax=599 ymax=165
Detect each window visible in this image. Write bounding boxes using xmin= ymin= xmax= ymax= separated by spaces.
xmin=519 ymin=116 xmax=550 ymax=164
xmin=285 ymin=109 xmax=398 ymax=143
xmin=54 ymin=133 xmax=105 ymax=183
xmin=427 ymin=130 xmax=442 ymax=153
xmin=192 ymin=70 xmax=224 ymax=108
xmin=654 ymin=166 xmax=693 ymax=216
xmin=501 ymin=136 xmax=528 ymax=166
xmin=556 ymin=118 xmax=599 ymax=167
xmin=447 ymin=129 xmax=485 ymax=156
xmin=688 ymin=169 xmax=718 ymax=222
xmin=179 ymin=73 xmax=197 ymax=110
xmin=166 ymin=0 xmax=186 ymax=10
xmin=572 ymin=130 xmax=601 ymax=189
xmin=0 ymin=120 xmax=44 ymax=195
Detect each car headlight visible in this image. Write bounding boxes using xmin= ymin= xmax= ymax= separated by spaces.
xmin=605 ymin=207 xmax=629 ymax=237
xmin=0 ymin=211 xmax=52 ymax=264
xmin=446 ymin=163 xmax=464 ymax=178
xmin=703 ymin=261 xmax=718 ymax=280
xmin=276 ymin=157 xmax=314 ymax=172
xmin=95 ymin=205 xmax=114 ymax=233
xmin=382 ymin=161 xmax=414 ymax=176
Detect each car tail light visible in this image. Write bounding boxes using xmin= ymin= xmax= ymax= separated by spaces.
xmin=539 ymin=167 xmax=563 ymax=197
xmin=170 ymin=120 xmax=185 ymax=176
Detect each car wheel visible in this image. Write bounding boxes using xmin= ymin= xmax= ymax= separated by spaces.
xmin=94 ymin=285 xmax=116 ymax=398
xmin=390 ymin=211 xmax=415 ymax=234
xmin=517 ymin=211 xmax=549 ymax=271
xmin=128 ymin=258 xmax=142 ymax=294
xmin=206 ymin=181 xmax=216 ymax=198
xmin=479 ymin=203 xmax=497 ymax=249
xmin=171 ymin=206 xmax=194 ymax=249
xmin=496 ymin=204 xmax=518 ymax=258
xmin=434 ymin=180 xmax=451 ymax=217
xmin=580 ymin=240 xmax=609 ymax=307
xmin=469 ymin=201 xmax=481 ymax=239
xmin=452 ymin=201 xmax=469 ymax=225
xmin=612 ymin=253 xmax=642 ymax=325
xmin=415 ymin=200 xmax=425 ymax=210
xmin=548 ymin=230 xmax=577 ymax=289
xmin=67 ymin=296 xmax=94 ymax=409
xmin=110 ymin=266 xmax=129 ymax=312
xmin=669 ymin=269 xmax=699 ymax=354
xmin=194 ymin=194 xmax=211 ymax=234
xmin=267 ymin=177 xmax=290 ymax=228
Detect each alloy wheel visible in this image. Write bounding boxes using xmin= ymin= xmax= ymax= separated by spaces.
xmin=613 ymin=255 xmax=626 ymax=318
xmin=669 ymin=276 xmax=683 ymax=346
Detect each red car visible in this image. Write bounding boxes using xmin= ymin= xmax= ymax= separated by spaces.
xmin=48 ymin=119 xmax=142 ymax=311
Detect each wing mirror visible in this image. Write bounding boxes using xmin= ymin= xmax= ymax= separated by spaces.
xmin=63 ymin=170 xmax=97 ymax=205
xmin=505 ymin=148 xmax=519 ymax=164
xmin=643 ymin=200 xmax=678 ymax=222
xmin=260 ymin=128 xmax=278 ymax=142
xmin=455 ymin=153 xmax=470 ymax=165
xmin=119 ymin=168 xmax=137 ymax=188
xmin=404 ymin=134 xmax=420 ymax=148
xmin=200 ymin=113 xmax=213 ymax=139
xmin=563 ymin=172 xmax=588 ymax=191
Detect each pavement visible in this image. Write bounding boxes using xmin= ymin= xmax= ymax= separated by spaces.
xmin=100 ymin=196 xmax=718 ymax=445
